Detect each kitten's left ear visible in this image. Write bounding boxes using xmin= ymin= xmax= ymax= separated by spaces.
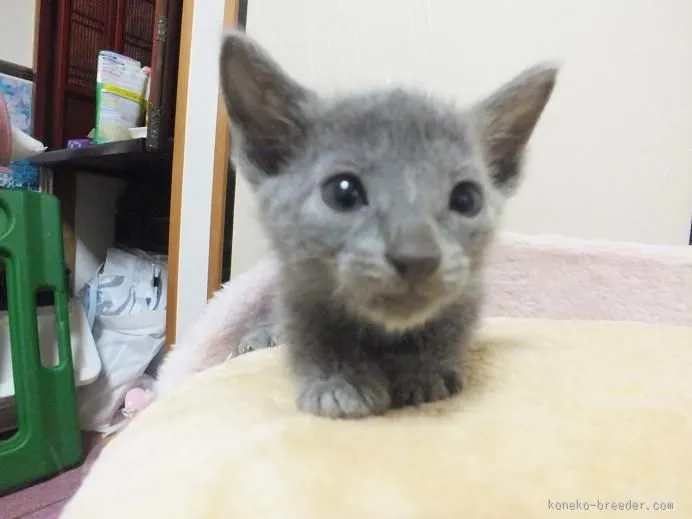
xmin=473 ymin=63 xmax=559 ymax=195
xmin=219 ymin=29 xmax=315 ymax=183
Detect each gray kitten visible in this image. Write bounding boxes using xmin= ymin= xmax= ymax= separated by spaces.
xmin=219 ymin=30 xmax=558 ymax=419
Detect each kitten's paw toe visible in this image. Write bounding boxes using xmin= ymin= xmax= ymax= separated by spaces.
xmin=235 ymin=326 xmax=279 ymax=356
xmin=297 ymin=377 xmax=391 ymax=419
xmin=392 ymin=369 xmax=463 ymax=408
xmin=442 ymin=370 xmax=464 ymax=394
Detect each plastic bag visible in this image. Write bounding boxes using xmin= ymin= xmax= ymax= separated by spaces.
xmin=77 ymin=248 xmax=167 ymax=434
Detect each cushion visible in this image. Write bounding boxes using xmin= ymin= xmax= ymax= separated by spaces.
xmin=60 ymin=318 xmax=692 ymax=519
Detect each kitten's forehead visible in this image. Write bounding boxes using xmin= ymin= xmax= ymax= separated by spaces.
xmin=312 ymin=88 xmax=473 ymax=155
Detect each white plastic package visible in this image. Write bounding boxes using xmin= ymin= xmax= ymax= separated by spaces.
xmin=77 ymin=248 xmax=167 ymax=433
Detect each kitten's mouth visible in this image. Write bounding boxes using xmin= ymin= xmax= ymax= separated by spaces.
xmin=376 ymin=290 xmax=435 ymax=310
xmin=341 ymin=268 xmax=468 ymax=331
xmin=376 ymin=290 xmax=430 ymax=306
xmin=361 ymin=288 xmax=446 ymax=331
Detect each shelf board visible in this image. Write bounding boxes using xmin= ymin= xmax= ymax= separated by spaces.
xmin=26 ymin=138 xmax=172 ymax=177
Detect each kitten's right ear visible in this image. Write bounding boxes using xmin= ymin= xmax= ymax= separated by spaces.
xmin=472 ymin=62 xmax=559 ymax=196
xmin=219 ymin=30 xmax=313 ymax=182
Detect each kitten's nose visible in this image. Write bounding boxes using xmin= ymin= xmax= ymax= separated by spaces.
xmin=385 ymin=249 xmax=441 ymax=283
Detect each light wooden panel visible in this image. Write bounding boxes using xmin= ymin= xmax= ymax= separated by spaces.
xmin=207 ymin=0 xmax=240 ymax=298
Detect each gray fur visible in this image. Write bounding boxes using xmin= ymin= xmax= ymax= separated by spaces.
xmin=220 ymin=30 xmax=558 ymax=418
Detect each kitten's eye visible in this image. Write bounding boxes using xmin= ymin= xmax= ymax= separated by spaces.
xmin=449 ymin=181 xmax=483 ymax=216
xmin=321 ymin=173 xmax=368 ymax=212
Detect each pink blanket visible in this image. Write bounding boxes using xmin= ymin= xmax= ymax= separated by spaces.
xmin=485 ymin=232 xmax=692 ymax=324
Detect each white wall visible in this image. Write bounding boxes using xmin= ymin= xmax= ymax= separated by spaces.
xmin=0 ymin=0 xmax=36 ymax=67
xmin=230 ymin=0 xmax=692 ymax=278
xmin=230 ymin=173 xmax=268 ymax=278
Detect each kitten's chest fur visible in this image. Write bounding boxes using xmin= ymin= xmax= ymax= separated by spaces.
xmin=276 ymin=265 xmax=482 ymax=411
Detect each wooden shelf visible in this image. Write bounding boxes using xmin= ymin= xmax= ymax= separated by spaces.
xmin=27 ymin=138 xmax=172 ymax=177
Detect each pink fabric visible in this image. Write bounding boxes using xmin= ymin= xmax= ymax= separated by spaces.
xmin=154 ymin=253 xmax=279 ymax=397
xmin=485 ymin=232 xmax=692 ymax=325
xmin=154 ymin=232 xmax=692 ymax=398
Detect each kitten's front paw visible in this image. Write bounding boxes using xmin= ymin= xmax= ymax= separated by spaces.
xmin=391 ymin=369 xmax=463 ymax=408
xmin=297 ymin=376 xmax=391 ymax=419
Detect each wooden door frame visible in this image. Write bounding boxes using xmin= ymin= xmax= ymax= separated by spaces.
xmin=165 ymin=0 xmax=245 ymax=348
xmin=206 ymin=0 xmax=246 ymax=297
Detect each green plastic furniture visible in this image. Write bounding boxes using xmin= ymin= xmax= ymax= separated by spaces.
xmin=0 ymin=188 xmax=82 ymax=493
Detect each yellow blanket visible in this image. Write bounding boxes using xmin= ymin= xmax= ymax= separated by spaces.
xmin=61 ymin=318 xmax=692 ymax=519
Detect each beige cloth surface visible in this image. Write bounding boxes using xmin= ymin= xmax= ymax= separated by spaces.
xmin=61 ymin=318 xmax=692 ymax=519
